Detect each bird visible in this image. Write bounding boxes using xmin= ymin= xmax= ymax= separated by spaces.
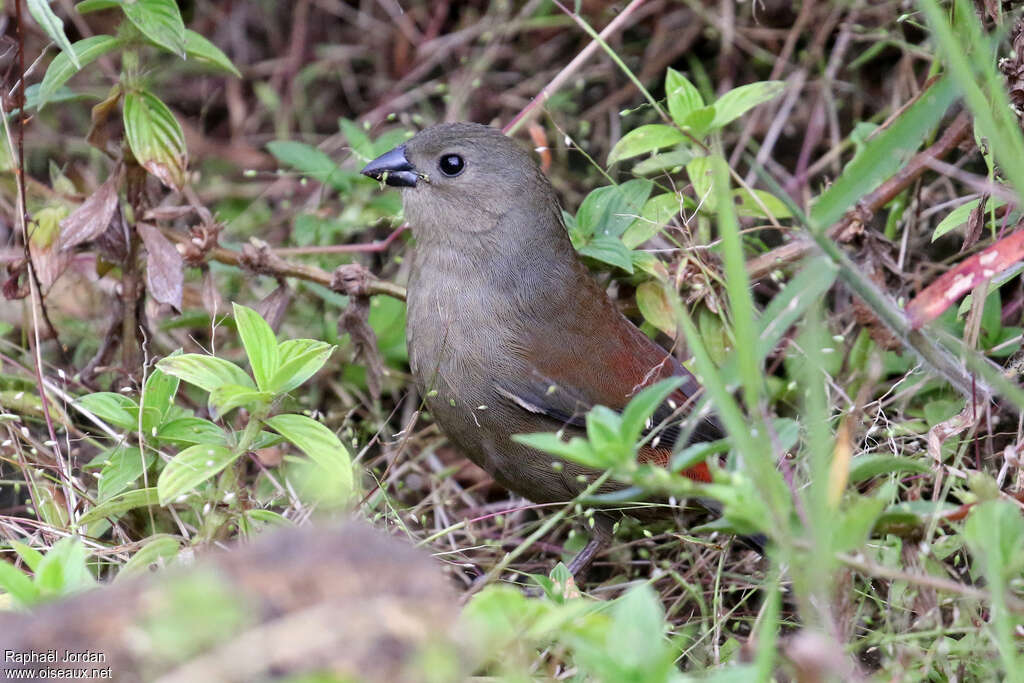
xmin=361 ymin=122 xmax=731 ymax=575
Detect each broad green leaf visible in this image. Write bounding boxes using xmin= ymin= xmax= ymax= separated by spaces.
xmin=98 ymin=446 xmax=153 ymax=501
xmin=141 ymin=365 xmax=179 ymax=434
xmin=122 ymin=0 xmax=186 ymax=57
xmin=35 ymin=537 xmax=95 ymax=597
xmin=576 ymin=179 xmax=653 ymax=238
xmin=267 ymin=140 xmax=355 ymax=193
xmin=27 ymin=0 xmax=79 ymax=69
xmin=665 ymin=68 xmax=703 ymax=126
xmin=123 ymin=90 xmax=188 ymax=190
xmin=183 ymin=29 xmax=241 ymax=77
xmin=732 ymin=188 xmax=793 ymax=219
xmin=264 ymin=413 xmax=352 ymax=500
xmin=0 ymin=561 xmax=40 ymax=607
xmin=37 ymin=35 xmax=123 ymax=110
xmin=932 ymin=197 xmax=1007 ymax=242
xmin=339 ymin=118 xmax=375 ymax=163
xmin=232 ymin=303 xmax=279 ymax=391
xmin=848 ymin=454 xmax=930 ymax=483
xmin=77 ymin=487 xmax=160 ymax=527
xmin=631 ymin=149 xmax=694 ymax=177
xmin=811 ymin=74 xmax=956 ymax=229
xmin=157 ymin=353 xmax=255 ymax=393
xmin=636 ymin=281 xmax=675 ymax=335
xmin=271 ymin=339 xmax=336 ymax=394
xmin=156 ymin=417 xmax=227 ymax=446
xmin=76 ymin=392 xmax=138 ymax=430
xmin=578 ymin=236 xmax=634 ymax=273
xmin=158 ymin=444 xmax=237 ymax=504
xmin=623 ymin=192 xmax=682 ymax=248
xmin=621 ymin=377 xmax=684 ymax=445
xmin=711 ymin=81 xmax=785 ymax=129
xmin=119 ymin=535 xmax=180 ymax=576
xmin=208 ymin=384 xmax=273 ymax=417
xmin=607 ymin=125 xmax=685 ymax=165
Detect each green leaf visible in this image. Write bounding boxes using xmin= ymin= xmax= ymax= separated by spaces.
xmin=732 ymin=188 xmax=792 ymax=219
xmin=98 ymin=446 xmax=153 ymax=501
xmin=157 ymin=353 xmax=255 ymax=393
xmin=621 ymin=377 xmax=684 ymax=445
xmin=932 ymin=197 xmax=1006 ymax=242
xmin=28 ymin=0 xmax=80 ymax=69
xmin=848 ymin=454 xmax=930 ymax=483
xmin=513 ymin=432 xmax=601 ymax=468
xmin=607 ymin=125 xmax=685 ymax=165
xmin=35 ymin=537 xmax=95 ymax=598
xmin=271 ymin=339 xmax=336 ymax=394
xmin=75 ymin=0 xmax=120 ymax=12
xmin=832 ymin=496 xmax=886 ymax=553
xmin=232 ymin=303 xmax=279 ymax=391
xmin=811 ymin=74 xmax=957 ymax=229
xmin=156 ymin=417 xmax=228 ymax=446
xmin=9 ymin=541 xmax=43 ymax=572
xmin=631 ymin=149 xmax=694 ymax=177
xmin=0 ymin=560 xmax=40 ymax=607
xmin=123 ymin=90 xmax=188 ymax=190
xmin=77 ymin=487 xmax=160 ymax=527
xmin=623 ymin=192 xmax=682 ymax=248
xmin=267 ymin=140 xmax=355 ymax=193
xmin=141 ymin=365 xmax=180 ymax=434
xmin=183 ymin=29 xmax=241 ymax=77
xmin=158 ymin=444 xmax=238 ymax=504
xmin=119 ymin=535 xmax=180 ymax=576
xmin=711 ymin=81 xmax=785 ymax=129
xmin=686 ymin=156 xmax=715 ymax=211
xmin=37 ymin=35 xmax=123 ymax=110
xmin=338 ymin=118 xmax=375 ymax=163
xmin=122 ymin=0 xmax=186 ymax=57
xmin=264 ymin=413 xmax=352 ymax=501
xmin=208 ymin=384 xmax=273 ymax=418
xmin=576 ymin=179 xmax=653 ymax=238
xmin=636 ymin=281 xmax=676 ymax=336
xmin=682 ymin=106 xmax=715 ymax=137
xmin=665 ymin=68 xmax=703 ymax=126
xmin=577 ymin=236 xmax=634 ymax=273
xmin=76 ymin=392 xmax=138 ymax=430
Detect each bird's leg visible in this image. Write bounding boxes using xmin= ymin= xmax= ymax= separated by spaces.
xmin=566 ymin=515 xmax=614 ymax=577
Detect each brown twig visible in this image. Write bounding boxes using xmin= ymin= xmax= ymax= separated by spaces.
xmin=746 ymin=111 xmax=973 ymax=280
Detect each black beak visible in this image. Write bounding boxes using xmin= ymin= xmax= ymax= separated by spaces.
xmin=361 ymin=145 xmax=418 ymax=187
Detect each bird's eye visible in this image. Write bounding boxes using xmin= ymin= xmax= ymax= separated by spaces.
xmin=439 ymin=154 xmax=465 ymax=177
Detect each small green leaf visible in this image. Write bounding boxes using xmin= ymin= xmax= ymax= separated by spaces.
xmin=267 ymin=140 xmax=355 ymax=193
xmin=77 ymin=487 xmax=160 ymax=527
xmin=686 ymin=156 xmax=715 ymax=211
xmin=631 ymin=149 xmax=695 ymax=177
xmin=636 ymin=281 xmax=676 ymax=335
xmin=156 ymin=353 xmax=255 ymax=393
xmin=232 ymin=303 xmax=279 ymax=391
xmin=0 ymin=560 xmax=40 ymax=607
xmin=265 ymin=413 xmax=353 ymax=501
xmin=141 ymin=365 xmax=180 ymax=433
xmin=576 ymin=179 xmax=653 ymax=238
xmin=832 ymin=497 xmax=886 ymax=553
xmin=271 ymin=339 xmax=335 ymax=394
xmin=28 ymin=0 xmax=80 ymax=69
xmin=76 ymin=392 xmax=138 ymax=430
xmin=98 ymin=446 xmax=153 ymax=501
xmin=122 ymin=0 xmax=187 ymax=57
xmin=37 ymin=35 xmax=123 ymax=110
xmin=158 ymin=444 xmax=238 ymax=504
xmin=682 ymin=106 xmax=716 ymax=137
xmin=183 ymin=29 xmax=241 ymax=77
xmin=9 ymin=541 xmax=43 ymax=572
xmin=622 ymin=193 xmax=681 ymax=248
xmin=119 ymin=535 xmax=180 ymax=576
xmin=665 ymin=68 xmax=703 ymax=126
xmin=35 ymin=537 xmax=95 ymax=598
xmin=338 ymin=118 xmax=375 ymax=163
xmin=621 ymin=377 xmax=684 ymax=445
xmin=208 ymin=384 xmax=273 ymax=418
xmin=577 ymin=236 xmax=634 ymax=273
xmin=932 ymin=198 xmax=1006 ymax=242
xmin=607 ymin=125 xmax=685 ymax=165
xmin=732 ymin=188 xmax=792 ymax=219
xmin=75 ymin=0 xmax=120 ymax=12
xmin=848 ymin=454 xmax=930 ymax=483
xmin=156 ymin=417 xmax=228 ymax=446
xmin=711 ymin=81 xmax=785 ymax=129
xmin=513 ymin=432 xmax=600 ymax=467
xmin=123 ymin=90 xmax=188 ymax=190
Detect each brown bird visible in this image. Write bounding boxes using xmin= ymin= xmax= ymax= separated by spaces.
xmin=362 ymin=123 xmax=727 ymax=574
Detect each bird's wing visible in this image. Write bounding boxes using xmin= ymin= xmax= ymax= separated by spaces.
xmin=500 ymin=308 xmax=723 ymax=482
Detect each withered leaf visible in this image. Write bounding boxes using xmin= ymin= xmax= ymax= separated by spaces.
xmin=255 ymin=283 xmax=291 ymax=333
xmin=138 ymin=223 xmax=184 ymax=310
xmin=59 ymin=168 xmax=121 ymax=250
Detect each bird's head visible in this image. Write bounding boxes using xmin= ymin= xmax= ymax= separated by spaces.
xmin=361 ymin=123 xmax=560 ymax=244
